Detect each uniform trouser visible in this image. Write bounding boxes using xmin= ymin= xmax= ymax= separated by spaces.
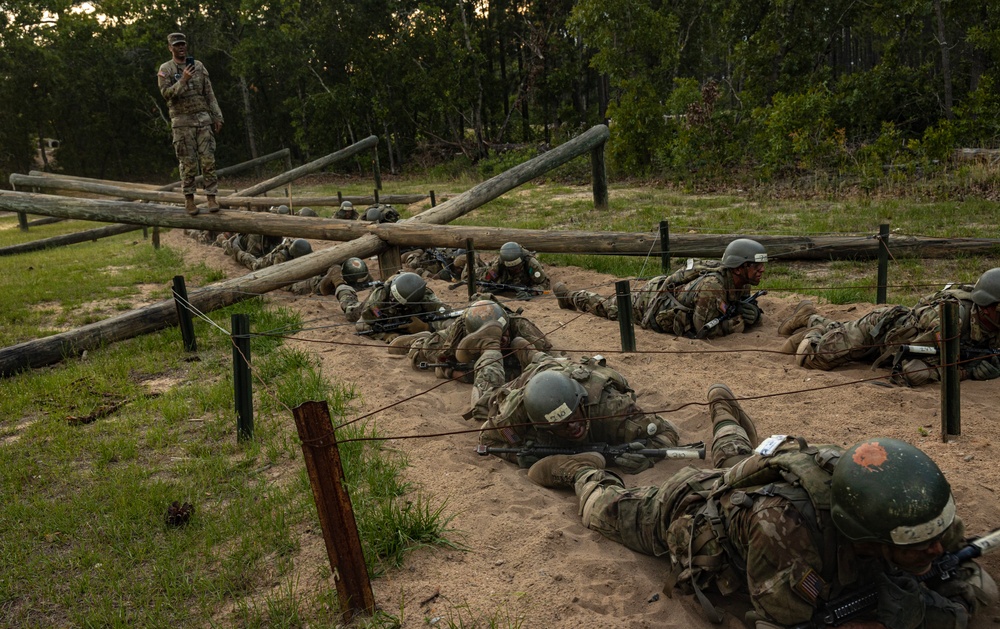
xmin=567 ymin=289 xmax=619 ymax=320
xmin=796 ymin=307 xmax=903 ymax=370
xmin=571 ymin=393 xmax=756 ymax=557
xmin=172 ymin=124 xmax=218 ymax=196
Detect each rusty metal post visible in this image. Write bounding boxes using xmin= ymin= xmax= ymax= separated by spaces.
xmin=292 ymin=401 xmax=376 ymax=622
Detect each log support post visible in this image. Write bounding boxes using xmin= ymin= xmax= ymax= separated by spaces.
xmin=591 ymin=141 xmax=609 ymax=210
xmin=152 ymin=226 xmax=160 ymax=249
xmin=378 ymin=246 xmax=402 ymax=280
xmin=465 ymin=239 xmax=476 ymax=301
xmin=172 ymin=276 xmax=198 ymax=352
xmin=659 ymin=220 xmax=670 ymax=273
xmin=615 ymin=280 xmax=636 ymax=352
xmin=430 ymin=190 xmax=437 ymax=208
xmin=940 ymin=300 xmax=960 ymax=439
xmin=876 ymin=222 xmax=890 ymax=304
xmin=17 ymin=211 xmax=28 ymax=232
xmin=232 ymin=314 xmax=254 ymax=441
xmin=292 ymin=401 xmax=376 ymax=623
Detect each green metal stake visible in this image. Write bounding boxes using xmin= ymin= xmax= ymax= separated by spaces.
xmin=171 ymin=275 xmax=197 ymax=352
xmin=876 ymin=222 xmax=890 ymax=304
xmin=615 ymin=280 xmax=636 ymax=352
xmin=232 ymin=314 xmax=254 ymax=441
xmin=940 ymin=300 xmax=960 ymax=439
xmin=659 ymin=220 xmax=670 ymax=273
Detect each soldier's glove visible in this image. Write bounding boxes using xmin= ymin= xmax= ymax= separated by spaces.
xmin=613 ymin=452 xmax=654 ymax=474
xmin=969 ymin=357 xmax=1000 ymax=380
xmin=738 ymin=301 xmax=762 ymax=326
xmin=403 ymin=316 xmax=431 ymax=334
xmin=516 ymin=451 xmax=543 ymax=469
xmin=876 ymin=572 xmax=925 ymax=629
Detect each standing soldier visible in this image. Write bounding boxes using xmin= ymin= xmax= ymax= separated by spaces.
xmin=157 ymin=32 xmax=224 ymax=216
xmin=555 ymin=238 xmax=767 ymax=339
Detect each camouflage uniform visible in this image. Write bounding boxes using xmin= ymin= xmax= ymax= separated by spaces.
xmin=475 ymin=254 xmax=551 ymax=291
xmin=565 ymin=265 xmax=754 ymax=338
xmin=471 ymin=353 xmax=680 ymax=465
xmin=570 ymin=426 xmax=978 ymax=627
xmin=157 ymin=58 xmax=223 ymax=196
xmin=402 ymin=248 xmax=467 ymax=281
xmin=337 ymin=274 xmax=451 ymax=340
xmin=232 ymin=238 xmax=298 ymax=271
xmin=285 ymin=271 xmax=373 ymax=296
xmin=405 ymin=298 xmax=552 ymax=385
xmin=223 ymin=233 xmax=282 ymax=258
xmin=796 ymin=286 xmax=1000 ymax=385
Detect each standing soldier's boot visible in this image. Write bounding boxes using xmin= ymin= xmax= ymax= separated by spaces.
xmin=185 ymin=194 xmax=199 ymax=216
xmin=207 ymin=195 xmax=220 ymax=213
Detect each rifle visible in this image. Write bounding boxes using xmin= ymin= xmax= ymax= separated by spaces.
xmin=430 ymin=248 xmax=460 ymax=281
xmin=800 ymin=527 xmax=1000 ymax=627
xmin=891 ymin=344 xmax=1000 ymax=375
xmin=697 ymin=289 xmax=768 ymax=339
xmin=473 ymin=280 xmax=546 ymax=296
xmin=475 ymin=441 xmax=706 ymax=460
xmin=418 ymin=360 xmax=473 ymax=372
xmin=356 ymin=309 xmax=463 ymax=336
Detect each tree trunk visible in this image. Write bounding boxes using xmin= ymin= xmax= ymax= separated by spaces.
xmin=934 ymin=0 xmax=954 ymax=119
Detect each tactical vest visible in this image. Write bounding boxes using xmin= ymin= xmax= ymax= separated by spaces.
xmin=686 ymin=439 xmax=844 ymax=602
xmin=640 ymin=259 xmax=725 ymax=332
xmin=874 ymin=287 xmax=975 ymax=368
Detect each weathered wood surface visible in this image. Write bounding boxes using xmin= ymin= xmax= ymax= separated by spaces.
xmin=0 ymin=125 xmax=612 ymax=376
xmin=232 ymin=136 xmax=378 ymax=198
xmin=0 ymin=223 xmax=141 ymax=257
xmin=3 ymin=188 xmax=999 ymax=260
xmin=10 ymin=177 xmax=432 ymax=209
xmin=25 ymin=216 xmax=66 ymax=227
xmin=161 ymin=148 xmax=292 ymax=190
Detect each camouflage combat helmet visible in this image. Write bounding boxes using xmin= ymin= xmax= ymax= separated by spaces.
xmin=831 ymin=438 xmax=955 ymax=545
xmin=275 ymin=204 xmax=291 ymax=215
xmin=297 ymin=207 xmax=317 ymax=217
xmin=464 ymin=300 xmax=507 ymax=335
xmin=971 ymin=268 xmax=1000 ymax=307
xmin=389 ymin=272 xmax=427 ymax=304
xmin=288 ymin=239 xmax=312 ymax=259
xmin=341 ymin=257 xmax=369 ymax=285
xmin=523 ymin=370 xmax=588 ymax=425
xmin=721 ymin=238 xmax=768 ymax=268
xmin=364 ymin=207 xmax=383 ymax=222
xmin=500 ymin=242 xmax=524 ymax=267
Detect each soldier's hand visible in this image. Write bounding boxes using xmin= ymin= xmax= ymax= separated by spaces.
xmin=875 ymin=572 xmax=924 ymax=629
xmin=969 ymin=357 xmax=1000 ymax=380
xmin=515 ymin=290 xmax=532 ymax=300
xmin=738 ymin=301 xmax=762 ymax=326
xmin=516 ymin=451 xmax=542 ymax=469
xmin=613 ymin=453 xmax=654 ymax=474
xmin=403 ymin=316 xmax=431 ymax=334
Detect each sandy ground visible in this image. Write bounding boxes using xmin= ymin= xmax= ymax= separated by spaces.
xmin=163 ymin=228 xmax=1000 ymax=628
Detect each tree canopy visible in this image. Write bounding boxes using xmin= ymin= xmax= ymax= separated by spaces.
xmin=2 ymin=0 xmax=998 ymax=184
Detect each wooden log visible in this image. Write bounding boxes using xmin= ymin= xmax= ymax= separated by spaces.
xmin=161 ymin=148 xmax=292 ymax=190
xmin=12 ymin=174 xmax=429 ymax=209
xmin=4 ymin=189 xmax=1000 ymax=261
xmin=0 ymin=223 xmax=142 ymax=257
xmin=25 ymin=216 xmax=65 ymax=227
xmin=232 ymin=136 xmax=379 ymax=198
xmin=0 ymin=124 xmax=613 ymax=376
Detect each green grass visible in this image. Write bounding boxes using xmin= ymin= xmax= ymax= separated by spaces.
xmin=0 ymin=230 xmax=453 ymax=627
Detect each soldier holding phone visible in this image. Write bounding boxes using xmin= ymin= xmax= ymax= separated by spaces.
xmin=157 ymin=32 xmax=224 ymax=216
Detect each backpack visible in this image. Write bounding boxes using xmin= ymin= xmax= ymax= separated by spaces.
xmin=640 ymin=259 xmax=724 ymax=332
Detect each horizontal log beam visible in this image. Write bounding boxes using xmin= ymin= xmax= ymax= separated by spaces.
xmin=0 ymin=223 xmax=142 ymax=257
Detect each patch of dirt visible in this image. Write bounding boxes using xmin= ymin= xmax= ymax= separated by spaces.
xmin=160 ymin=228 xmax=1000 ymax=628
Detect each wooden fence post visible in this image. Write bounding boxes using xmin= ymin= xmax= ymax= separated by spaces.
xmin=292 ymin=401 xmax=376 ymax=622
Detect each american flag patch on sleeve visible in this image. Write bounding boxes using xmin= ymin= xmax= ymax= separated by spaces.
xmin=793 ymin=568 xmax=825 ymax=604
xmin=158 ymin=71 xmax=168 ymax=78
xmin=499 ymin=426 xmax=520 ymax=444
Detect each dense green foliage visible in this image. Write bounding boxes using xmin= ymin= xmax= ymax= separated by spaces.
xmin=2 ymin=0 xmax=999 ymax=184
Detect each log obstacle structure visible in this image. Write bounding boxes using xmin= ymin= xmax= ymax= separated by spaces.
xmin=3 ymin=188 xmax=1000 ymax=261
xmin=0 ymin=223 xmax=142 ymax=257
xmin=0 ymin=124 xmax=611 ymax=376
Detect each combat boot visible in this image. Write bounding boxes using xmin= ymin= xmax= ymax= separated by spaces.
xmin=707 ymin=383 xmax=758 ymax=448
xmin=507 ymin=336 xmax=542 ymax=366
xmin=554 ymin=282 xmax=576 ymax=311
xmin=455 ymin=321 xmax=503 ymax=363
xmin=779 ymin=326 xmax=808 ymax=354
xmin=388 ymin=331 xmax=431 ymax=356
xmin=527 ymin=453 xmax=606 ymax=488
xmin=184 ymin=194 xmax=199 ymax=216
xmin=319 ymin=265 xmax=345 ymax=296
xmin=777 ymin=300 xmax=818 ymax=336
xmin=206 ymin=195 xmax=220 ymax=213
